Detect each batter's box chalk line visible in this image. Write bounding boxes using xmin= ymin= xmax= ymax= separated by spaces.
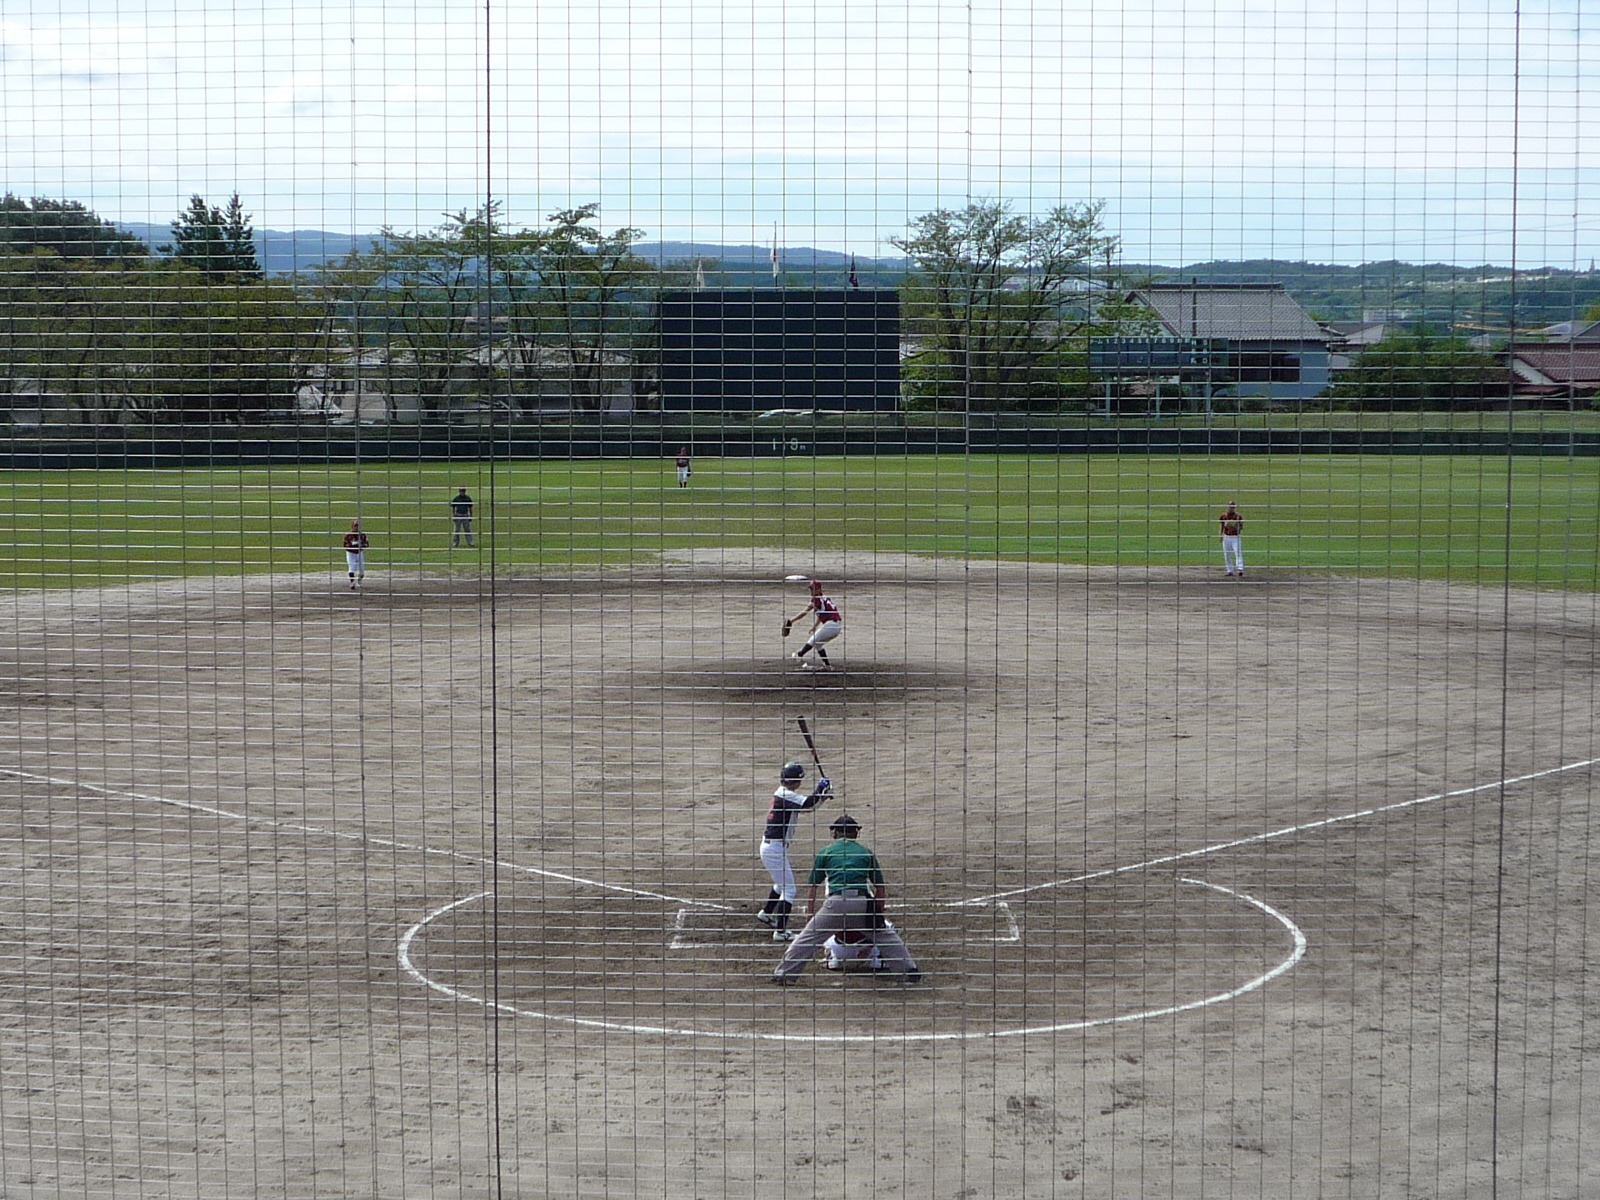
xmin=667 ymin=899 xmax=1021 ymax=950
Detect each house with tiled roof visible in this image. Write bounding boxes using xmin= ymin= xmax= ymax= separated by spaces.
xmin=1122 ymin=283 xmax=1332 ymax=402
xmin=1502 ymin=315 xmax=1600 ymax=401
xmin=1507 ymin=342 xmax=1600 ymax=401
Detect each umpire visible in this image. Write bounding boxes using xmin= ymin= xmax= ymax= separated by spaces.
xmin=771 ymin=813 xmax=922 ymax=986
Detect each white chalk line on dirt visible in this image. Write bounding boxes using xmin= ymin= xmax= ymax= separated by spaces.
xmin=666 ymin=899 xmax=1020 ymax=950
xmin=956 ymin=755 xmax=1600 ymax=907
xmin=396 ymin=754 xmax=1595 ymax=1042
xmin=396 ymin=877 xmax=1306 ymax=1043
xmin=3 ymin=759 xmax=1297 ymax=1043
xmin=0 ymin=765 xmax=732 ymax=911
xmin=12 ymin=755 xmax=1594 ymax=1043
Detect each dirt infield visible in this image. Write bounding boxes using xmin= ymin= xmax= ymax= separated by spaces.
xmin=2 ymin=552 xmax=1596 ymax=1198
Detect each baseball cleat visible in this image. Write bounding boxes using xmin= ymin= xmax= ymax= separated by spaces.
xmin=755 ymin=911 xmax=778 ymax=927
xmin=799 ymin=661 xmax=819 ymax=670
xmin=904 ymin=971 xmax=923 ymax=984
xmin=770 ymin=976 xmax=796 ymax=986
xmin=772 ymin=929 xmax=795 ymax=942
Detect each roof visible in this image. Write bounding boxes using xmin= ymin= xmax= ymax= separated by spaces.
xmin=1128 ymin=284 xmax=1328 ymax=342
xmin=1531 ymin=318 xmax=1600 ymax=343
xmin=1507 ymin=343 xmax=1600 ymax=387
xmin=1325 ymin=320 xmax=1388 ymax=346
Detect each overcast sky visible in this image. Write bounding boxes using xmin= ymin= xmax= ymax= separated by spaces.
xmin=2 ymin=0 xmax=1594 ymax=265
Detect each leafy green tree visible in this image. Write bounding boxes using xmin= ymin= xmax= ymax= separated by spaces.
xmin=317 ymin=201 xmax=660 ymax=417
xmin=4 ymin=250 xmax=317 ymax=424
xmin=0 ymin=194 xmax=149 ymax=261
xmin=525 ymin=205 xmax=657 ymax=408
xmin=143 ymin=272 xmax=320 ymax=420
xmin=1328 ymin=328 xmax=1505 ymax=409
xmin=890 ymin=199 xmax=1118 ymax=410
xmin=343 ymin=202 xmax=542 ymax=417
xmin=169 ymin=192 xmax=262 ymax=280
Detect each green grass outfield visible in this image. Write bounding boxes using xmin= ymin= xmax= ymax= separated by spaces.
xmin=2 ymin=454 xmax=1596 ymax=591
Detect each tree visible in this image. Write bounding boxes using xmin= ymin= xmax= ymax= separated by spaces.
xmin=526 ymin=205 xmax=657 ymax=408
xmin=316 ymin=202 xmax=661 ymax=418
xmin=890 ymin=199 xmax=1118 ymax=410
xmin=0 ymin=194 xmax=148 ymax=261
xmin=4 ymin=244 xmax=317 ymax=424
xmin=1327 ymin=328 xmax=1505 ymax=409
xmin=169 ymin=192 xmax=262 ymax=280
xmin=346 ymin=202 xmax=543 ymax=417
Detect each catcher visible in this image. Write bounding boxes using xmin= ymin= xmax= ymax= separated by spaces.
xmin=784 ymin=579 xmax=842 ymax=670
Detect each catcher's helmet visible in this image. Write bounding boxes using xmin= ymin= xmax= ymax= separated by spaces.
xmin=829 ymin=812 xmax=861 ymax=837
xmin=780 ymin=760 xmax=806 ymax=783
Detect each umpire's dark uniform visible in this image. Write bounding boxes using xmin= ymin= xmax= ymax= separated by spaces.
xmin=772 ymin=815 xmax=921 ymax=984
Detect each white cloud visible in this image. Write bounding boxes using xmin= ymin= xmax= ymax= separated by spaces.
xmin=1 ymin=0 xmax=1593 ymax=263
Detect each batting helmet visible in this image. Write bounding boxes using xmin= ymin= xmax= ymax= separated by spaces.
xmin=780 ymin=760 xmax=806 ymax=783
xmin=829 ymin=812 xmax=861 ymax=837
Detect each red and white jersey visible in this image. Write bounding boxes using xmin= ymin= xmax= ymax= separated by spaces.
xmin=1218 ymin=510 xmax=1242 ymax=537
xmin=343 ymin=531 xmax=369 ymax=551
xmin=815 ymin=595 xmax=841 ymax=624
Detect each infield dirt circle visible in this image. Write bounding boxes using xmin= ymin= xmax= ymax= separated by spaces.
xmin=1 ymin=549 xmax=1595 ymax=1197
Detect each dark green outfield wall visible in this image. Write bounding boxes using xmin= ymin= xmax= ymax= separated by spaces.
xmin=4 ymin=423 xmax=1598 ymax=469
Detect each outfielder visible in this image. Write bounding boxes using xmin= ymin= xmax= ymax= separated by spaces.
xmin=342 ymin=519 xmax=370 ymax=590
xmin=785 ymin=579 xmax=842 ymax=670
xmin=772 ymin=812 xmax=921 ymax=985
xmin=675 ymin=446 xmax=692 ymax=487
xmin=1219 ymin=501 xmax=1245 ymax=577
xmin=757 ymin=760 xmax=832 ymax=941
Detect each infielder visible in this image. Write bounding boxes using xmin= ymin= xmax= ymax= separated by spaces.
xmin=786 ymin=579 xmax=842 ymax=670
xmin=1219 ymin=501 xmax=1245 ymax=577
xmin=757 ymin=760 xmax=832 ymax=941
xmin=772 ymin=812 xmax=921 ymax=985
xmin=342 ymin=519 xmax=370 ymax=590
xmin=675 ymin=446 xmax=692 ymax=488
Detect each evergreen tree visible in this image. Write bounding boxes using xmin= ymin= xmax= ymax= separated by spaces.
xmin=219 ymin=193 xmax=262 ymax=279
xmin=169 ymin=192 xmax=261 ymax=280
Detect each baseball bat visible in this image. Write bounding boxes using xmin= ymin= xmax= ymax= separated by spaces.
xmin=796 ymin=716 xmax=826 ymax=777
